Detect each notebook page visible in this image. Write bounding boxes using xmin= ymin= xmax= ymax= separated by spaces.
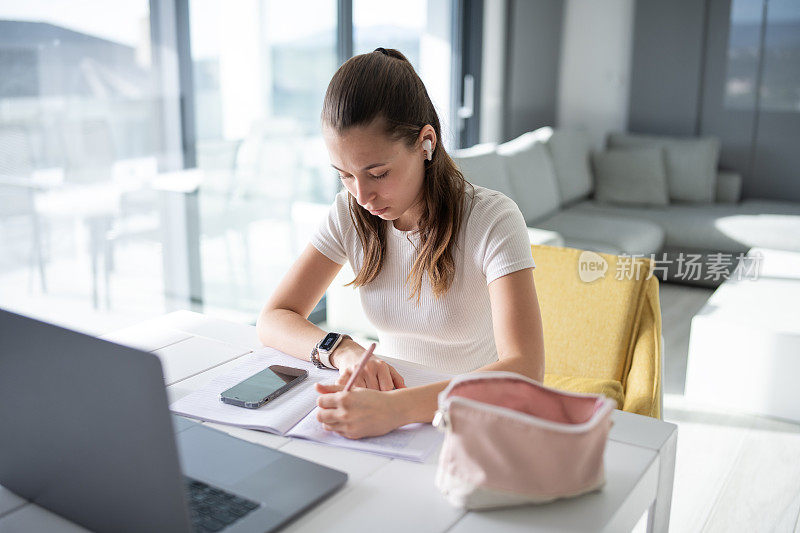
xmin=286 ymin=410 xmax=444 ymax=462
xmin=169 ymin=347 xmax=336 ymax=435
xmin=286 ymin=357 xmax=455 ymax=461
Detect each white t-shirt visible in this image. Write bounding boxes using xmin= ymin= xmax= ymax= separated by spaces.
xmin=310 ymin=183 xmax=536 ymax=374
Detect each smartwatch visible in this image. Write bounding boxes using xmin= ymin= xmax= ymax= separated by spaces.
xmin=313 ymin=332 xmax=351 ymax=369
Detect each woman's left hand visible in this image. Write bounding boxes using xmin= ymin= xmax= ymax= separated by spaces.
xmin=314 ymin=382 xmax=405 ymax=439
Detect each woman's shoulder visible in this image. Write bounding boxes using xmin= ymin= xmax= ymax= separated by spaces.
xmin=320 ymin=189 xmax=357 ymax=242
xmin=330 ymin=189 xmax=354 ymax=224
xmin=332 ymin=189 xmax=350 ymax=209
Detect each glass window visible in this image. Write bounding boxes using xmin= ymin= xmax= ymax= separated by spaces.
xmin=0 ymin=1 xmax=180 ymax=329
xmin=0 ymin=0 xmax=461 ymax=330
xmin=353 ymin=0 xmax=455 ymax=149
xmin=188 ymin=0 xmax=338 ymax=320
xmin=724 ymin=0 xmax=763 ymax=110
xmin=725 ymin=0 xmax=800 ymax=112
xmin=760 ymin=0 xmax=800 ymax=112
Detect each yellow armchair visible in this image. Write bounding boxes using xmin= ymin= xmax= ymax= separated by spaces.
xmin=533 ymin=245 xmax=663 ymax=419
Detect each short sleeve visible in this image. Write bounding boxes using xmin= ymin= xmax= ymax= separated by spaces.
xmin=481 ymin=195 xmax=536 ymax=284
xmin=309 ymin=191 xmax=349 ymax=265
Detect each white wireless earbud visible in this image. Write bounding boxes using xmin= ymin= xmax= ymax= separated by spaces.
xmin=422 ymin=139 xmax=433 ymax=161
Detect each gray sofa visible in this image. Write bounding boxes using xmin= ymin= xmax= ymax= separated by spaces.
xmin=452 ymin=127 xmax=800 ymax=284
xmin=323 ymin=127 xmax=800 ymax=337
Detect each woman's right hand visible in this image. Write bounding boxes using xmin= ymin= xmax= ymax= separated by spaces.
xmin=330 ymin=340 xmax=406 ymax=391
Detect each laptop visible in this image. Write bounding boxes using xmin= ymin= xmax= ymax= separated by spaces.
xmin=0 ymin=309 xmax=348 ymax=532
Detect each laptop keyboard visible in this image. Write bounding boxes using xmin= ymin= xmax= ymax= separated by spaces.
xmin=184 ymin=477 xmax=260 ymax=532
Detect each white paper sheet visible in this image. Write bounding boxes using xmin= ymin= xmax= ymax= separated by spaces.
xmin=169 ymin=347 xmax=335 ymax=435
xmin=286 ymin=409 xmax=444 ymax=462
xmin=285 ymin=357 xmax=454 ymax=461
xmin=169 ymin=347 xmax=456 ymax=461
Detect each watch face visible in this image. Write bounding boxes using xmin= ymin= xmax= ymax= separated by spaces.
xmin=320 ymin=333 xmax=338 ymax=351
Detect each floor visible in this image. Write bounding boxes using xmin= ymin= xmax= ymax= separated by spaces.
xmin=658 ymin=283 xmax=800 ymax=533
xmin=2 ymin=251 xmax=799 ymax=532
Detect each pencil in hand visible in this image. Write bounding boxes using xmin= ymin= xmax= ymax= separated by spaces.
xmin=343 ymin=342 xmax=376 ymax=392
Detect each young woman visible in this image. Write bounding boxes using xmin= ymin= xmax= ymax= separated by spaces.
xmin=257 ymin=48 xmax=545 ymax=439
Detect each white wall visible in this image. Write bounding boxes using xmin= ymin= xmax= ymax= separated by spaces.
xmin=504 ymin=0 xmax=563 ymax=141
xmin=556 ymin=0 xmax=635 ymax=149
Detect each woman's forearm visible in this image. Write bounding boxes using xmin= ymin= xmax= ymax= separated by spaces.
xmin=392 ymin=354 xmax=543 ymax=426
xmin=391 ymin=380 xmax=450 ymax=424
xmin=256 ymin=308 xmax=329 ymax=363
xmin=256 ymin=308 xmax=367 ymax=366
xmin=477 ymin=354 xmax=544 ymax=383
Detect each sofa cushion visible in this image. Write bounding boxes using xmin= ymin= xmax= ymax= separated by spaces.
xmin=557 ymin=239 xmax=623 ymax=256
xmin=607 ymin=132 xmax=720 ymax=203
xmin=532 ymin=127 xmax=594 ymax=206
xmin=591 ymin=148 xmax=670 ymax=206
xmin=571 ymin=199 xmax=800 ymax=253
xmin=497 ymin=132 xmax=561 ymax=223
xmin=543 ymin=374 xmax=624 ymax=410
xmin=715 ymin=170 xmax=742 ymax=204
xmin=734 ymin=200 xmax=800 ymax=252
xmin=535 ymin=209 xmax=665 ymax=256
xmin=740 ymin=199 xmax=800 ymax=216
xmin=452 ymin=143 xmax=516 ymax=199
xmin=527 ymin=227 xmax=565 ymax=247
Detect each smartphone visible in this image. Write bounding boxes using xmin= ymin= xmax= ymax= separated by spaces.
xmin=220 ymin=365 xmax=308 ymax=409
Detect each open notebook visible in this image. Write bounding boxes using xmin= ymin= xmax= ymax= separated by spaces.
xmin=169 ymin=347 xmax=454 ymax=462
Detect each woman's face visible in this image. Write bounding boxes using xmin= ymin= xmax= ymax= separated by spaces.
xmin=323 ymin=119 xmax=434 ymax=230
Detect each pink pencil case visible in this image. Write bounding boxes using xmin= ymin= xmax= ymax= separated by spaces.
xmin=432 ymin=371 xmax=616 ymax=510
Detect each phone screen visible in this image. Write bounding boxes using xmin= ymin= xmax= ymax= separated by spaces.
xmin=221 ymin=366 xmax=304 ymax=406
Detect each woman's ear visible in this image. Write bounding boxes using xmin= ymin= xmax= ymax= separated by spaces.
xmin=418 ymin=125 xmax=437 ymax=161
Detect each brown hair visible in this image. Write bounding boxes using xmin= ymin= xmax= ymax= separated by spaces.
xmin=321 ymin=48 xmax=473 ymax=304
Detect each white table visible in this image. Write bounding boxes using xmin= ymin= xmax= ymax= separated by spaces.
xmin=0 ymin=311 xmax=677 ymax=532
xmin=686 ymin=247 xmax=800 ymax=422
